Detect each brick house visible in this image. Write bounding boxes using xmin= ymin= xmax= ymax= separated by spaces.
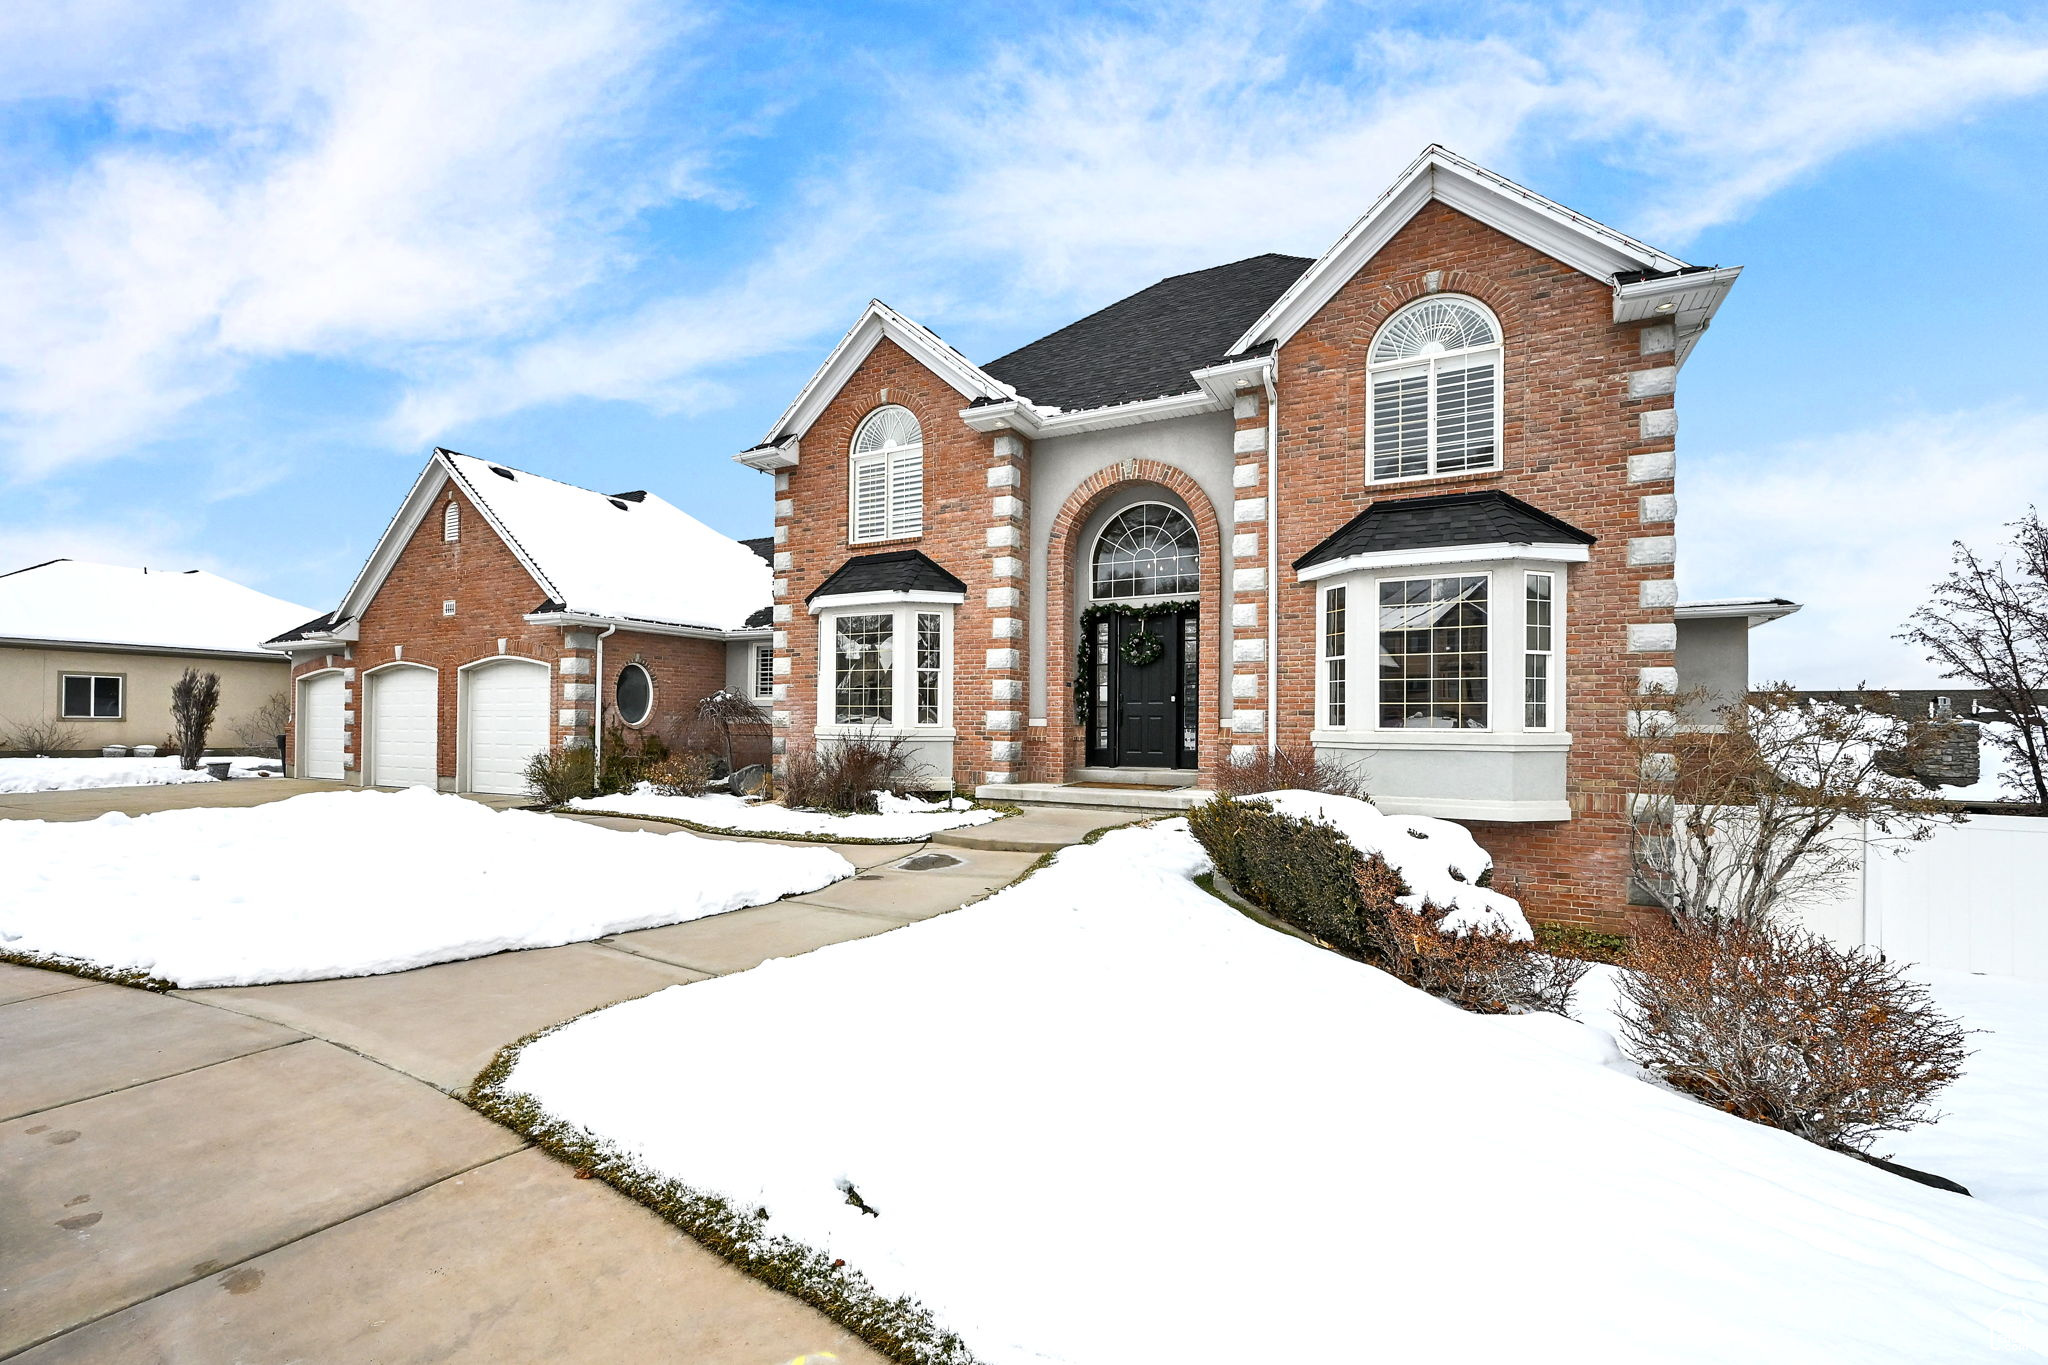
xmin=267 ymin=448 xmax=773 ymax=794
xmin=738 ymin=146 xmax=1796 ymax=930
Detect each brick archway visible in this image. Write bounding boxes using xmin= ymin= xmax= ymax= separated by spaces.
xmin=1034 ymin=461 xmax=1226 ymax=782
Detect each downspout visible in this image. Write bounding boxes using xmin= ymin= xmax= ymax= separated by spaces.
xmin=591 ymin=623 xmax=619 ymax=777
xmin=1263 ymin=359 xmax=1280 ymax=753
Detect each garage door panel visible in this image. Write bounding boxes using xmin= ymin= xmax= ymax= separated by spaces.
xmin=368 ymin=667 xmax=437 ymax=789
xmin=298 ymin=674 xmax=344 ymax=781
xmin=464 ymin=661 xmax=549 ymax=796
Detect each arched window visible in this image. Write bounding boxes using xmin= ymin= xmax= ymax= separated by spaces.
xmin=615 ymin=663 xmax=652 ymax=726
xmin=1092 ymin=503 xmax=1199 ymax=600
xmin=1367 ymin=296 xmax=1501 ymax=481
xmin=850 ymin=405 xmax=923 ymax=543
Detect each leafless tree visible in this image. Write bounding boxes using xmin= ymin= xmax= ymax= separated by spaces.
xmin=694 ymin=689 xmax=769 ymax=775
xmin=229 ymin=691 xmax=291 ymax=751
xmin=1897 ymin=510 xmax=2048 ymax=804
xmin=170 ymin=669 xmax=221 ymax=771
xmin=1628 ymin=684 xmax=1959 ymax=927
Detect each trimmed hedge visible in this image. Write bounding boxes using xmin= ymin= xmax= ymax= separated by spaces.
xmin=1187 ymin=794 xmax=1406 ymax=962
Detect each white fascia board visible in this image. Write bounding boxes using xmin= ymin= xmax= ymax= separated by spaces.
xmin=336 ymin=452 xmax=559 ymax=624
xmin=1191 ymin=353 xmax=1274 ymax=405
xmin=1295 ymin=541 xmax=1591 ymax=582
xmin=1676 ymin=598 xmax=1802 ymax=628
xmin=806 ymin=589 xmax=967 ymax=615
xmin=1614 ymin=266 xmax=1743 ymax=369
xmin=1231 ymin=145 xmax=1691 ymax=355
xmin=734 ymin=438 xmax=800 ymax=473
xmin=757 ymin=301 xmax=1013 ymax=453
xmin=521 ymin=610 xmax=747 ymax=642
xmin=964 ymin=387 xmax=1224 ymax=439
xmin=0 ymin=635 xmax=286 ymax=662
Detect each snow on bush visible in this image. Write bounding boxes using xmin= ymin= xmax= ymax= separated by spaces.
xmin=1256 ymin=789 xmax=1531 ymax=938
xmin=566 ymin=786 xmax=1001 ymax=841
xmin=498 ymin=819 xmax=2048 ymax=1363
xmin=0 ymin=755 xmax=277 ymax=794
xmin=0 ymin=788 xmax=852 ymax=987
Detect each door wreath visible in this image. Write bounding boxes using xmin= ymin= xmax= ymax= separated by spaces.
xmin=1119 ymin=630 xmax=1166 ymax=667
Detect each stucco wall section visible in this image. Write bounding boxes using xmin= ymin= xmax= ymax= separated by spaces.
xmin=0 ymin=645 xmax=288 ymax=753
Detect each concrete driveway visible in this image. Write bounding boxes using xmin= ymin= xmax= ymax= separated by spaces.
xmin=0 ymin=788 xmax=1072 ymax=1362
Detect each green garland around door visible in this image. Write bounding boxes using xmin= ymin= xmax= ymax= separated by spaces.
xmin=1072 ymin=599 xmax=1198 ymax=727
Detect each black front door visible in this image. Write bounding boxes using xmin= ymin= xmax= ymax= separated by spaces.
xmin=1087 ymin=609 xmax=1198 ymax=770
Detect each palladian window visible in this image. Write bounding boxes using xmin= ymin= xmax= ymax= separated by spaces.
xmin=1367 ymin=296 xmax=1502 ymax=481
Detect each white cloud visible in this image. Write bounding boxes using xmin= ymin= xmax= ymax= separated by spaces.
xmin=1683 ymin=405 xmax=2048 ymax=688
xmin=0 ymin=0 xmax=711 ymax=476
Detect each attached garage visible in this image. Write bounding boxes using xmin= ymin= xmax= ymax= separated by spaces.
xmin=366 ymin=665 xmax=438 ymax=789
xmin=296 ymin=672 xmax=345 ymax=780
xmin=462 ymin=657 xmax=550 ymax=796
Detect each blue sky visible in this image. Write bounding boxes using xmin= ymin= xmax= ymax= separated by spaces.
xmin=3 ymin=0 xmax=2046 ymax=685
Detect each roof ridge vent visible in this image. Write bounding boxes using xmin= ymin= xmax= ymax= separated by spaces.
xmin=489 ymin=465 xmax=516 ymax=480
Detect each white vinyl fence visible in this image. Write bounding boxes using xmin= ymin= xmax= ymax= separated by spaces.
xmin=1790 ymin=814 xmax=2048 ymax=981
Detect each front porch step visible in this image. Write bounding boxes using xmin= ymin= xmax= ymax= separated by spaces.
xmin=1065 ymin=767 xmax=1204 ymax=789
xmin=975 ymin=782 xmax=1214 ymax=813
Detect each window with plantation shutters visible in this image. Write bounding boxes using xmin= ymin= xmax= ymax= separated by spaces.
xmin=1367 ymin=296 xmax=1501 ymax=481
xmin=849 ymin=405 xmax=923 ymax=542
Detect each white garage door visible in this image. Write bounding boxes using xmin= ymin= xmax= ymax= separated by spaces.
xmin=367 ymin=666 xmax=438 ymax=789
xmin=464 ymin=659 xmax=550 ymax=796
xmin=297 ymin=673 xmax=344 ymax=780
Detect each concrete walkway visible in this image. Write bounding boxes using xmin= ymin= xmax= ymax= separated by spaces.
xmin=0 ymin=791 xmax=1073 ymax=1362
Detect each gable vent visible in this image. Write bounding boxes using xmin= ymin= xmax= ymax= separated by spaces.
xmin=443 ymin=500 xmax=460 ymax=542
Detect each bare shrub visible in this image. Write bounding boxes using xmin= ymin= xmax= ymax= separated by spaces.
xmin=1 ymin=715 xmax=83 ymax=755
xmin=695 ymin=690 xmax=769 ymax=775
xmin=645 ymin=751 xmax=716 ymax=797
xmin=778 ymin=733 xmax=921 ymax=814
xmin=1214 ymin=744 xmax=1369 ymax=800
xmin=170 ymin=669 xmax=221 ymax=771
xmin=230 ymin=691 xmax=291 ymax=750
xmin=525 ymin=745 xmax=595 ymax=805
xmin=1362 ymin=891 xmax=1588 ymax=1016
xmin=1615 ymin=918 xmax=1970 ymax=1153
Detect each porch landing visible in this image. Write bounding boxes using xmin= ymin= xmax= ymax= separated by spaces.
xmin=972 ymin=779 xmax=1213 ymax=814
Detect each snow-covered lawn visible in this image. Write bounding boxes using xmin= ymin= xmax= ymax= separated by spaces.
xmin=1893 ymin=970 xmax=2048 ymax=1219
xmin=0 ymin=754 xmax=280 ymax=794
xmin=565 ymin=786 xmax=1004 ymax=841
xmin=0 ymin=788 xmax=852 ymax=987
xmin=501 ymin=817 xmax=2048 ymax=1364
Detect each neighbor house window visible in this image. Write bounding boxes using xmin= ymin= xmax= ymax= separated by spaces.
xmin=1092 ymin=503 xmax=1199 ymax=599
xmin=60 ymin=673 xmax=123 ymax=719
xmin=615 ymin=662 xmax=652 ymax=726
xmin=1323 ymin=585 xmax=1347 ymax=727
xmin=443 ymin=500 xmax=460 ymax=541
xmin=1378 ymin=575 xmax=1488 ymax=729
xmin=825 ymin=606 xmax=951 ymax=728
xmin=1367 ymin=296 xmax=1502 ymax=481
xmin=1525 ymin=572 xmax=1554 ymax=729
xmin=849 ymin=405 xmax=924 ymax=543
xmin=753 ymin=644 xmax=775 ymax=699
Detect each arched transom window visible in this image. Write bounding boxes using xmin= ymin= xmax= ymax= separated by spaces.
xmin=1367 ymin=296 xmax=1501 ymax=482
xmin=850 ymin=404 xmax=923 ymax=543
xmin=1092 ymin=503 xmax=1199 ymax=600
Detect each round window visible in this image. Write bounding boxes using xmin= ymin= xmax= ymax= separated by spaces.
xmin=615 ymin=663 xmax=652 ymax=726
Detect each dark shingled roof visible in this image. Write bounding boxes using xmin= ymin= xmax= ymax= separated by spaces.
xmin=744 ymin=605 xmax=773 ymax=629
xmin=1294 ymin=492 xmax=1596 ymax=571
xmin=740 ymin=536 xmax=775 ymax=563
xmin=265 ymin=610 xmax=343 ymax=645
xmin=807 ymin=550 xmax=967 ymax=603
xmin=981 ymin=254 xmax=1312 ymax=412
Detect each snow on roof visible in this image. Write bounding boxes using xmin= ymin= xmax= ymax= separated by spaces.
xmin=443 ymin=453 xmax=770 ymax=633
xmin=0 ymin=559 xmax=319 ymax=656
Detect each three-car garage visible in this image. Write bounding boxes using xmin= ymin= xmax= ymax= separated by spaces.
xmin=293 ymin=657 xmax=552 ymax=795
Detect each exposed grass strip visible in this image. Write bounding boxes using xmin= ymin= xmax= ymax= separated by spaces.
xmin=0 ymin=947 xmax=174 ymax=992
xmin=554 ymin=800 xmax=1020 ymax=846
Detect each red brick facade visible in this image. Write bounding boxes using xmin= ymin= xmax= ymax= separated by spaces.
xmin=285 ymin=480 xmax=739 ymax=787
xmin=774 ymin=201 xmax=1678 ymax=932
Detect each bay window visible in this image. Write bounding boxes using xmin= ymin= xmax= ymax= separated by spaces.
xmin=821 ymin=604 xmax=951 ymax=731
xmin=1524 ymin=572 xmax=1554 ymax=730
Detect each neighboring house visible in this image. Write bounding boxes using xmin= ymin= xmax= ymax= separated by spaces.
xmin=0 ymin=559 xmax=315 ymax=753
xmin=736 ymin=145 xmax=1798 ymax=931
xmin=266 ymin=448 xmax=773 ymax=795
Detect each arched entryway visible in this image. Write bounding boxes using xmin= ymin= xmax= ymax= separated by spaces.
xmin=1042 ymin=462 xmax=1224 ymax=781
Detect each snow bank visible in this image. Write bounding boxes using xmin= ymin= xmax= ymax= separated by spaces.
xmin=565 ymin=786 xmax=1002 ymax=841
xmin=1254 ymin=788 xmax=1532 ymax=937
xmin=503 ymin=819 xmax=2048 ymax=1363
xmin=0 ymin=755 xmax=279 ymax=794
xmin=0 ymin=789 xmax=852 ymax=987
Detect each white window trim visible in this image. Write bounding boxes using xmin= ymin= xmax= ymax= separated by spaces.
xmin=848 ymin=406 xmax=925 ymax=545
xmin=815 ymin=603 xmax=954 ymax=736
xmin=1313 ymin=556 xmax=1570 ymax=744
xmin=1365 ymin=294 xmax=1505 ymax=485
xmin=1295 ymin=541 xmax=1587 ymax=582
xmin=806 ymin=588 xmax=966 ymax=615
xmin=59 ymin=672 xmax=124 ymax=720
xmin=615 ymin=661 xmax=653 ymax=727
xmin=1524 ymin=570 xmax=1557 ymax=733
xmin=752 ymin=644 xmax=775 ymax=699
